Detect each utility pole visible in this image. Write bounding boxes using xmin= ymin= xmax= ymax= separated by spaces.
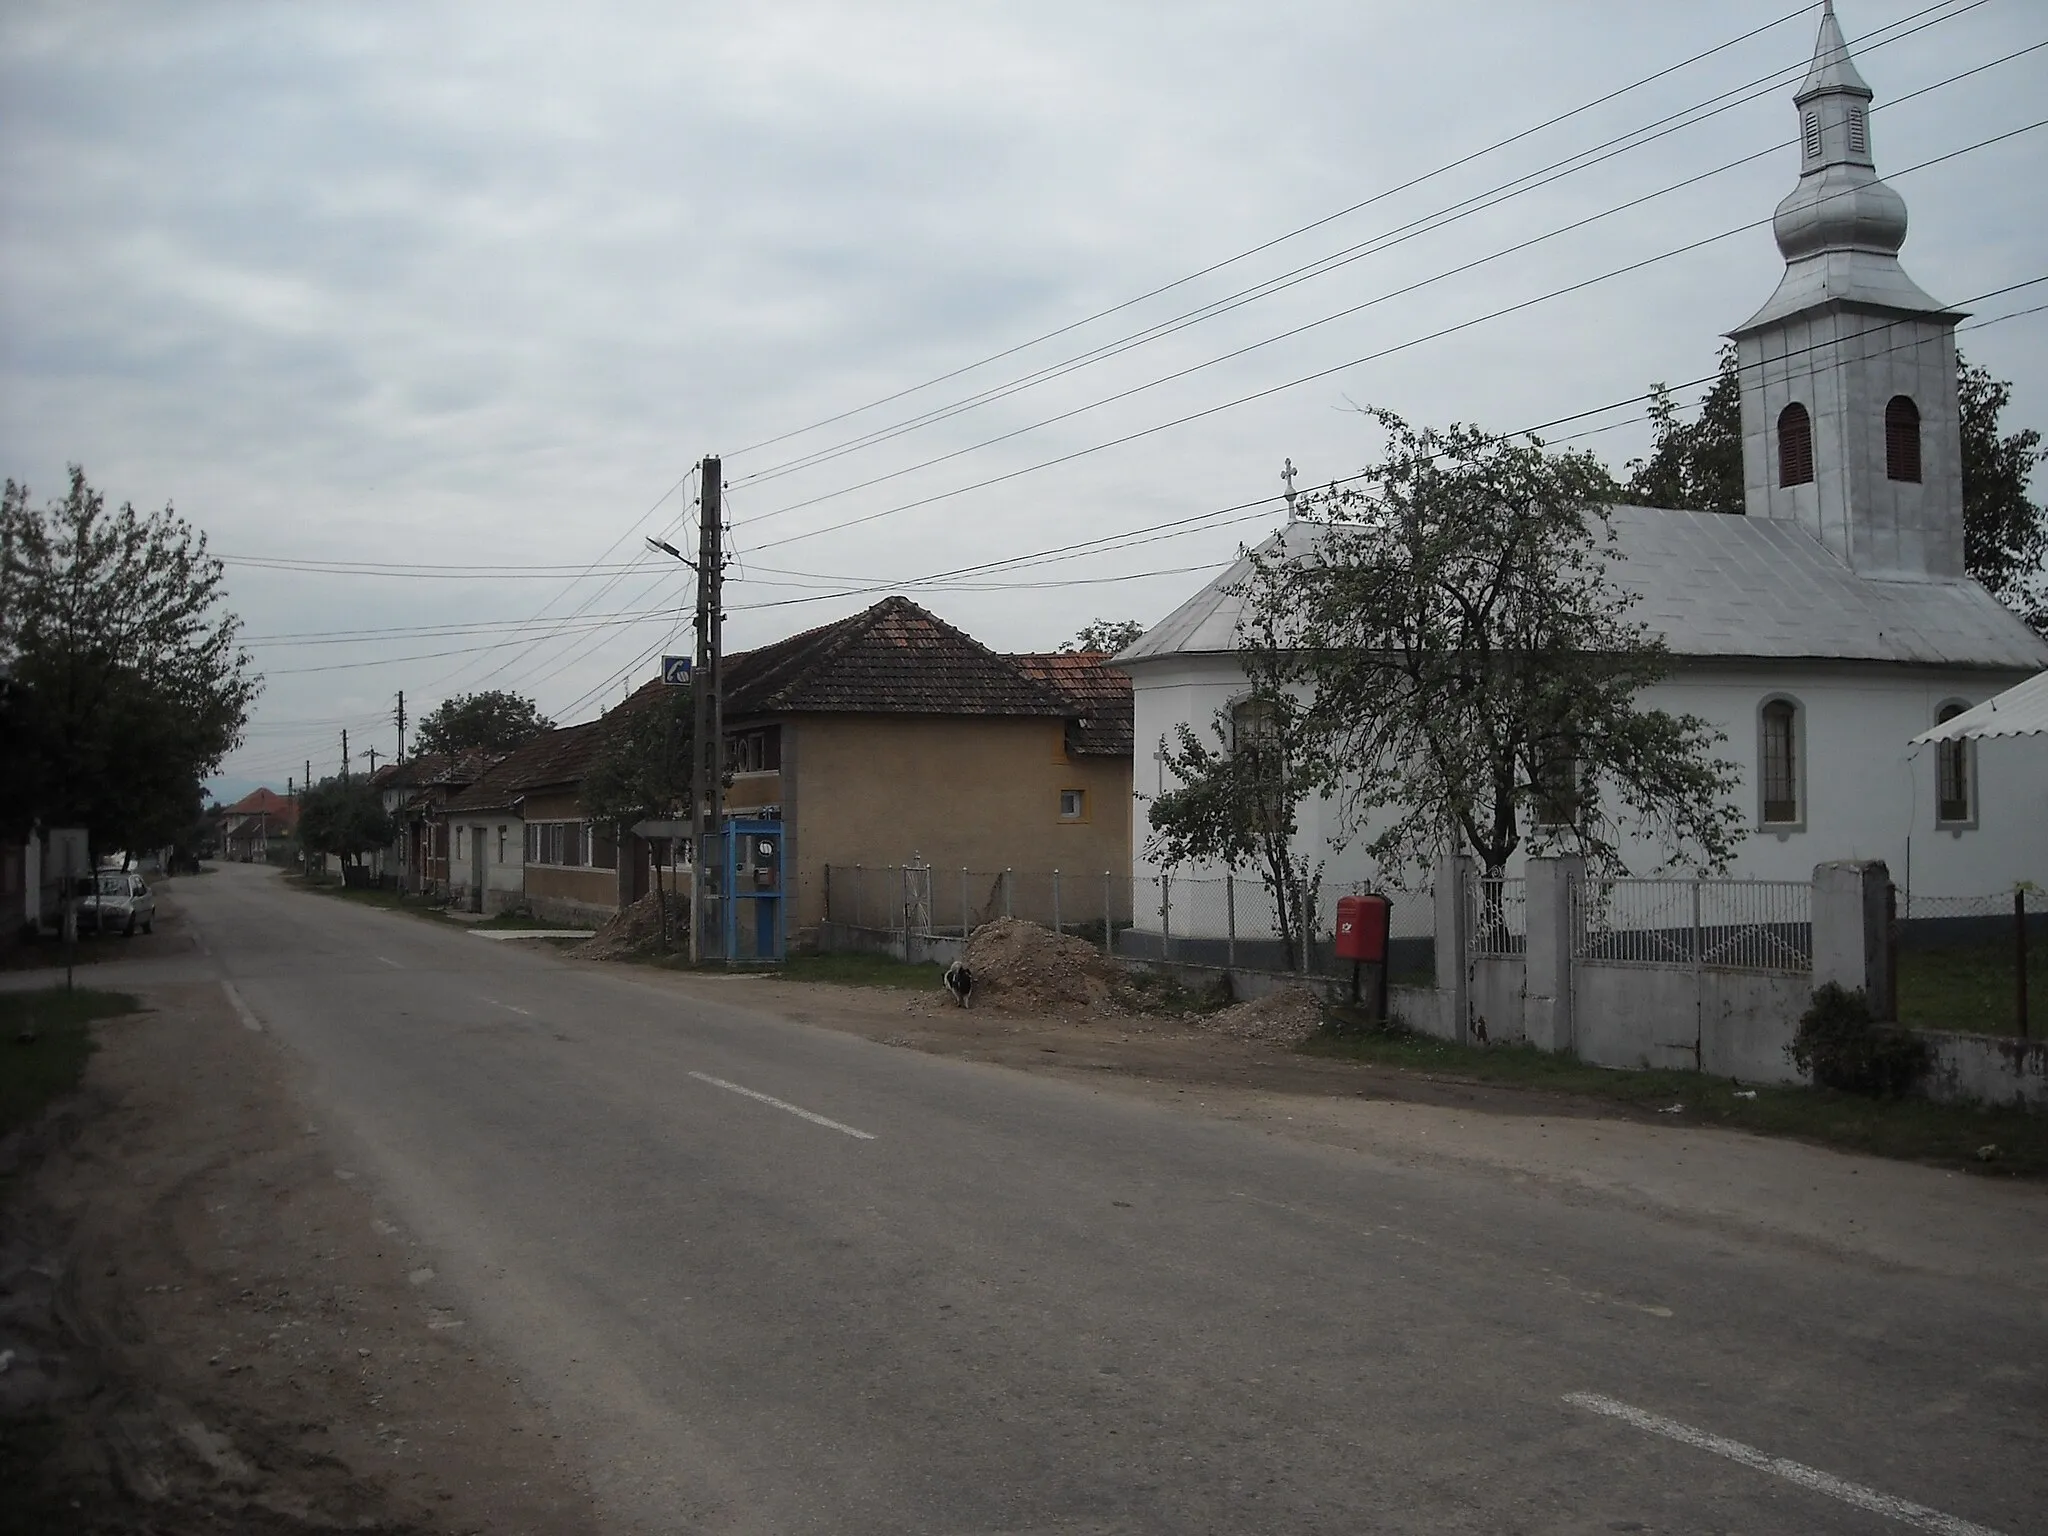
xmin=689 ymin=454 xmax=724 ymax=963
xmin=362 ymin=745 xmax=383 ymax=775
xmin=394 ymin=690 xmax=407 ymax=761
xmin=341 ymin=729 xmax=350 ymax=783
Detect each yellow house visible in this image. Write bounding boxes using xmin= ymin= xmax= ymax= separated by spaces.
xmin=708 ymin=597 xmax=1133 ymax=943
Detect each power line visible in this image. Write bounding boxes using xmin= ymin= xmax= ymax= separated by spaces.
xmin=740 ymin=116 xmax=2048 ymax=558
xmin=729 ymin=2 xmax=2000 ymax=496
xmin=721 ymin=2 xmax=1830 ymax=464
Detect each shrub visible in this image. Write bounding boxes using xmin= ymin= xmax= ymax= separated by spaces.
xmin=1787 ymin=982 xmax=1930 ymax=1098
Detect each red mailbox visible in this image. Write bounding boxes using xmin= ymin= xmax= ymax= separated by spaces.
xmin=1334 ymin=893 xmax=1391 ymax=963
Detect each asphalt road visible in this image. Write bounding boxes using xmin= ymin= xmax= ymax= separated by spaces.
xmin=129 ymin=865 xmax=2048 ymax=1533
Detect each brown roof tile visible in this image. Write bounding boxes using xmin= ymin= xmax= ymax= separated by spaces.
xmin=1011 ymin=652 xmax=1135 ymax=756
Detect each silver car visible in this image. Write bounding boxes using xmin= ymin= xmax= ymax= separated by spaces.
xmin=82 ymin=871 xmax=156 ymax=936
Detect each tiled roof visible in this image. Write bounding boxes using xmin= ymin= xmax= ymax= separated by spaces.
xmin=444 ymin=720 xmax=613 ymax=813
xmin=722 ymin=596 xmax=1072 ymax=719
xmin=1011 ymin=652 xmax=1135 ymax=756
xmin=1119 ymin=509 xmax=2048 ymax=671
xmin=371 ymin=754 xmax=451 ymax=791
xmin=225 ymin=787 xmax=293 ymax=815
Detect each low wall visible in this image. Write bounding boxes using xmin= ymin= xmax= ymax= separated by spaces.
xmin=1572 ymin=965 xmax=1806 ymax=1083
xmin=816 ymin=920 xmax=963 ymax=966
xmin=1917 ymin=1030 xmax=2048 ymax=1110
xmin=526 ymin=893 xmax=614 ymax=930
xmin=1469 ymin=958 xmax=1525 ymax=1043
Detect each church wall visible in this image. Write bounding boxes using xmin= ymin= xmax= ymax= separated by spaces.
xmin=1126 ymin=655 xmax=2047 ymax=919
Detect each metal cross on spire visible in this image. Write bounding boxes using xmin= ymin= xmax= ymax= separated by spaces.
xmin=1281 ymin=457 xmax=1299 ymax=518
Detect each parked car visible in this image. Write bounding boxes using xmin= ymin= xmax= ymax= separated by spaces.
xmin=81 ymin=871 xmax=156 ymax=936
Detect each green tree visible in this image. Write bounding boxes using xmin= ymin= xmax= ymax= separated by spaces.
xmin=297 ymin=776 xmax=395 ymax=871
xmin=1060 ymin=619 xmax=1146 ymax=655
xmin=415 ymin=690 xmax=553 ymax=757
xmin=1248 ymin=409 xmax=1744 ymax=880
xmin=1148 ymin=670 xmax=1325 ymax=971
xmin=1623 ymin=344 xmax=1744 ymax=515
xmin=581 ymin=686 xmax=694 ymax=941
xmin=1958 ymin=360 xmax=2048 ymax=632
xmin=0 ymin=467 xmax=258 ymax=857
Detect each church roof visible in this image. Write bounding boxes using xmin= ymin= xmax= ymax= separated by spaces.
xmin=1114 ymin=508 xmax=2048 ymax=673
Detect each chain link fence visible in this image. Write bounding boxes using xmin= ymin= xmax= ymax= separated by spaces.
xmin=1894 ymin=883 xmax=2043 ymax=1037
xmin=822 ymin=862 xmax=1434 ymax=981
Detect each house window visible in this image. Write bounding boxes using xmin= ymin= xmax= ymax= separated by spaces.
xmin=498 ymin=826 xmax=508 ymax=861
xmin=456 ymin=826 xmax=466 ymax=860
xmin=1059 ymin=789 xmax=1086 ymax=821
xmin=591 ymin=822 xmax=618 ymax=870
xmin=727 ymin=726 xmax=781 ymax=773
xmin=1759 ymin=697 xmax=1802 ymax=827
xmin=1778 ymin=404 xmax=1813 ymax=487
xmin=1935 ymin=702 xmax=1973 ymax=826
xmin=1885 ymin=396 xmax=1921 ymax=482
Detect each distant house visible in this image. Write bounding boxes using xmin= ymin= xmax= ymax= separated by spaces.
xmin=708 ymin=596 xmax=1135 ymax=942
xmin=442 ymin=721 xmax=624 ymax=921
xmin=398 ymin=750 xmax=502 ymax=896
xmin=218 ymin=788 xmax=298 ymax=863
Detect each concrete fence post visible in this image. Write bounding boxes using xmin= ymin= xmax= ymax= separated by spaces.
xmin=1813 ymin=860 xmax=1893 ymax=1019
xmin=1052 ymin=869 xmax=1062 ymax=936
xmin=1102 ymin=871 xmax=1113 ymax=957
xmin=1523 ymin=855 xmax=1582 ymax=1054
xmin=1002 ymin=868 xmax=1014 ymax=919
xmin=1161 ymin=870 xmax=1173 ymax=961
xmin=1435 ymin=851 xmax=1473 ymax=1044
xmin=1225 ymin=872 xmax=1237 ymax=971
xmin=853 ymin=863 xmax=863 ymax=929
xmin=960 ymin=867 xmax=970 ymax=940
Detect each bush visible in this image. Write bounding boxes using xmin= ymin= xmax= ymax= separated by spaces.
xmin=1787 ymin=982 xmax=1930 ymax=1098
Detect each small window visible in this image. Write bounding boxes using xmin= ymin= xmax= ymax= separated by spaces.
xmin=1059 ymin=789 xmax=1086 ymax=821
xmin=1847 ymin=108 xmax=1868 ymax=157
xmin=1778 ymin=403 xmax=1814 ymax=487
xmin=456 ymin=826 xmax=466 ymax=859
xmin=1936 ymin=702 xmax=1973 ymax=826
xmin=1760 ymin=698 xmax=1801 ymax=826
xmin=1803 ymin=111 xmax=1822 ymax=160
xmin=1885 ymin=396 xmax=1921 ymax=482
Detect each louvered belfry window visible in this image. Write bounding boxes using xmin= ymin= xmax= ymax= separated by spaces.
xmin=1803 ymin=111 xmax=1822 ymax=160
xmin=1848 ymin=108 xmax=1868 ymax=157
xmin=1778 ymin=403 xmax=1814 ymax=487
xmin=1885 ymin=395 xmax=1921 ymax=482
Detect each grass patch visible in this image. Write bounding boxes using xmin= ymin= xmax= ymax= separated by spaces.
xmin=1897 ymin=942 xmax=2045 ymax=1037
xmin=0 ymin=988 xmax=137 ymax=1136
xmin=1301 ymin=1025 xmax=2048 ymax=1176
xmin=779 ymin=952 xmax=945 ymax=988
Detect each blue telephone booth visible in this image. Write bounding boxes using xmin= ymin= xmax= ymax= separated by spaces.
xmin=699 ymin=819 xmax=785 ymax=965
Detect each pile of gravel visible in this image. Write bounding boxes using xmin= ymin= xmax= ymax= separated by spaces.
xmin=1202 ymin=985 xmax=1325 ymax=1043
xmin=961 ymin=917 xmax=1140 ymax=1015
xmin=571 ymin=889 xmax=682 ymax=958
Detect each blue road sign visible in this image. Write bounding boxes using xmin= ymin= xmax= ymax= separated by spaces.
xmin=661 ymin=655 xmax=693 ymax=685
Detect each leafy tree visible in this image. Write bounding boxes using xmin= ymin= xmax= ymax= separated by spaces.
xmin=415 ymin=689 xmax=553 ymax=757
xmin=0 ymin=467 xmax=258 ymax=858
xmin=581 ymin=686 xmax=694 ymax=939
xmin=1148 ymin=668 xmax=1324 ymax=971
xmin=297 ymin=776 xmax=395 ymax=869
xmin=1623 ymin=344 xmax=1744 ymax=515
xmin=1060 ymin=619 xmax=1146 ymax=655
xmin=1958 ymin=359 xmax=2048 ymax=632
xmin=1247 ymin=409 xmax=1744 ymax=880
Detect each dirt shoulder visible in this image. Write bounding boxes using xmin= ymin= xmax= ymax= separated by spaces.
xmin=0 ymin=976 xmax=599 ymax=1535
xmin=598 ymin=964 xmax=2048 ymax=1294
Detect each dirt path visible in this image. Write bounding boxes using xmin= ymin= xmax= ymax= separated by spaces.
xmin=1 ymin=977 xmax=599 ymax=1535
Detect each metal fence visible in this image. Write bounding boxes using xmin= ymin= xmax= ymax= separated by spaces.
xmin=1571 ymin=876 xmax=1812 ymax=973
xmin=1893 ymin=883 xmax=2043 ymax=1037
xmin=821 ymin=861 xmax=1434 ymax=978
xmin=1467 ymin=875 xmax=1527 ymax=958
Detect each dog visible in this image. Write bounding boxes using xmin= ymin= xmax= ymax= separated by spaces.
xmin=942 ymin=960 xmax=974 ymax=1008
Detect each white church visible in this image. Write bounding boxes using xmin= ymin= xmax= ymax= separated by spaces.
xmin=1116 ymin=4 xmax=2048 ymax=910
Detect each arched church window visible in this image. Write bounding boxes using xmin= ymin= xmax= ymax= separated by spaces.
xmin=1778 ymin=404 xmax=1814 ymax=488
xmin=1885 ymin=396 xmax=1921 ymax=482
xmin=1759 ymin=697 xmax=1801 ymax=827
xmin=1935 ymin=701 xmax=1973 ymax=826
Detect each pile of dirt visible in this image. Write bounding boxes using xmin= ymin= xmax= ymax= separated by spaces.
xmin=959 ymin=918 xmax=1144 ymax=1016
xmin=1203 ymin=985 xmax=1326 ymax=1044
xmin=572 ymin=889 xmax=683 ymax=958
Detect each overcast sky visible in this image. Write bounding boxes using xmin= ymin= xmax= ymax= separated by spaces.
xmin=3 ymin=0 xmax=2042 ymax=800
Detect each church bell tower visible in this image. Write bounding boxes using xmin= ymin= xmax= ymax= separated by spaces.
xmin=1728 ymin=0 xmax=1965 ymax=578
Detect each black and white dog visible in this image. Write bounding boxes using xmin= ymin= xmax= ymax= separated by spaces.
xmin=942 ymin=960 xmax=974 ymax=1008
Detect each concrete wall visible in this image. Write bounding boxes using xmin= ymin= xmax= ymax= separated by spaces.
xmin=1572 ymin=964 xmax=1808 ymax=1083
xmin=785 ymin=713 xmax=1132 ymax=939
xmin=814 ymin=920 xmax=963 ymax=967
xmin=1916 ymin=1031 xmax=2048 ymax=1110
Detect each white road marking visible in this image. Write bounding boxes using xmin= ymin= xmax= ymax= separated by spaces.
xmin=376 ymin=956 xmax=402 ymax=969
xmin=688 ymin=1072 xmax=876 ymax=1140
xmin=1564 ymin=1392 xmax=2005 ymax=1536
xmin=220 ymin=980 xmax=263 ymax=1033
xmin=487 ymin=999 xmax=534 ymax=1017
